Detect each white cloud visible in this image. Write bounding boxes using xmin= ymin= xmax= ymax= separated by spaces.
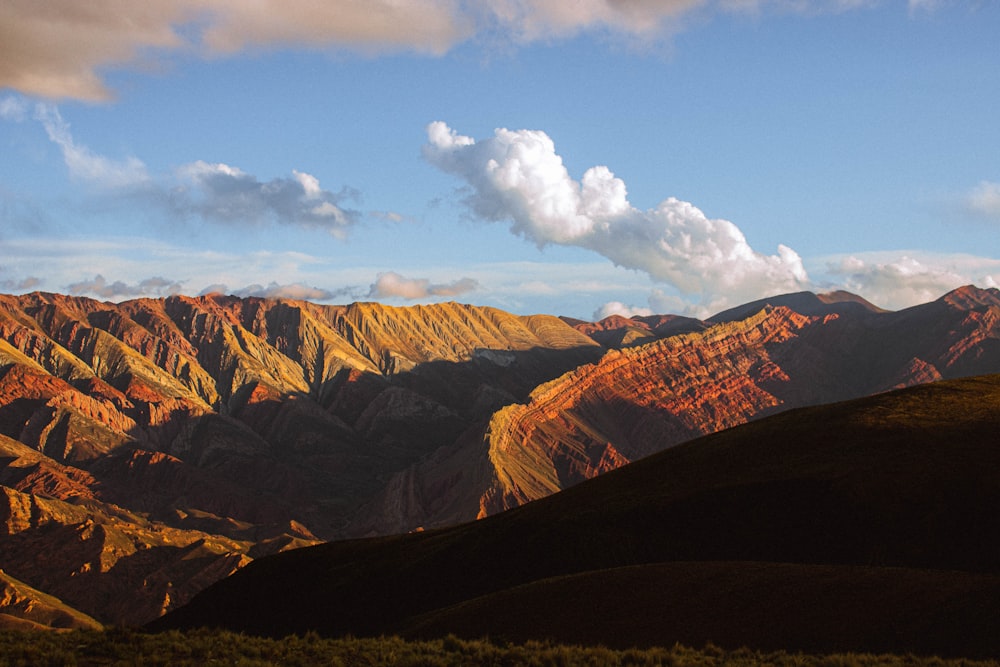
xmin=226 ymin=282 xmax=338 ymax=301
xmin=593 ymin=301 xmax=654 ymax=320
xmin=171 ymin=160 xmax=358 ymax=235
xmin=819 ymin=251 xmax=1000 ymax=310
xmin=424 ymin=121 xmax=810 ymax=310
xmin=907 ymin=0 xmax=943 ymax=13
xmin=1 ymin=0 xmax=892 ymax=102
xmin=474 ymin=0 xmax=702 ymax=44
xmin=0 ymin=236 xmax=364 ymax=301
xmin=5 ymin=101 xmax=359 ymax=234
xmin=965 ymin=181 xmax=1000 ymax=219
xmin=367 ymin=271 xmax=479 ymax=300
xmin=0 ymin=95 xmax=29 ymax=121
xmin=66 ymin=274 xmax=184 ymax=299
xmin=33 ymin=103 xmax=150 ymax=189
xmin=0 ymin=275 xmax=41 ymax=292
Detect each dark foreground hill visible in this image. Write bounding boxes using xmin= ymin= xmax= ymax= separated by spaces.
xmin=152 ymin=374 xmax=1000 ymax=658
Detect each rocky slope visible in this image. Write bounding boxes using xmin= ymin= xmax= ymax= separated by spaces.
xmin=368 ymin=285 xmax=1000 ymax=529
xmin=0 ymin=292 xmax=600 ymax=624
xmin=2 ymin=286 xmax=1000 ymax=626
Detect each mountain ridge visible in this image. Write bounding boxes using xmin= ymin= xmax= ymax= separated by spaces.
xmin=3 ymin=285 xmax=1000 ymax=626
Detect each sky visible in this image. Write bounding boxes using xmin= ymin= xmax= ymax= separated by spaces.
xmin=1 ymin=1 xmax=999 ymax=321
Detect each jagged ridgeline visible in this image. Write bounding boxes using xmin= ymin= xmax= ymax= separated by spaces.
xmin=2 ymin=286 xmax=1000 ymax=627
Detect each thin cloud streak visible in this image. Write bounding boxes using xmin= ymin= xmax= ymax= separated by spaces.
xmin=965 ymin=181 xmax=1000 ymax=220
xmin=33 ymin=103 xmax=151 ymax=188
xmin=368 ymin=271 xmax=479 ymax=300
xmin=223 ymin=282 xmax=340 ymax=301
xmin=66 ymin=274 xmax=183 ymax=299
xmin=818 ymin=251 xmax=1000 ymax=310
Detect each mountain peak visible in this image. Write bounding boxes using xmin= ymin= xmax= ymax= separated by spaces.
xmin=940 ymin=284 xmax=1000 ymax=310
xmin=709 ymin=290 xmax=882 ymax=323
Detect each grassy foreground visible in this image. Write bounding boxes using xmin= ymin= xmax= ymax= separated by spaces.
xmin=0 ymin=629 xmax=997 ymax=667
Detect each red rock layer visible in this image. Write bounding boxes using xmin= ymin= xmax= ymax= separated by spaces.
xmin=2 ymin=287 xmax=1000 ymax=624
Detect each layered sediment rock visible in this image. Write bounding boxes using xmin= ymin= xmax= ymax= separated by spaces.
xmin=2 ymin=287 xmax=1000 ymax=625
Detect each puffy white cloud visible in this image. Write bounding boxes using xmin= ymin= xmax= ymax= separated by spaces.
xmin=821 ymin=251 xmax=1000 ymax=310
xmin=368 ymin=271 xmax=479 ymax=300
xmin=965 ymin=181 xmax=1000 ymax=219
xmin=171 ymin=161 xmax=358 ymax=235
xmin=66 ymin=274 xmax=184 ymax=299
xmin=424 ymin=121 xmax=810 ymax=310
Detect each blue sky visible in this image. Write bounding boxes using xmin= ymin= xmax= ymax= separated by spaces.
xmin=2 ymin=1 xmax=999 ymax=320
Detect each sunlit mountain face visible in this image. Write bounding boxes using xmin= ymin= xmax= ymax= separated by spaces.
xmin=2 ymin=285 xmax=1000 ymax=628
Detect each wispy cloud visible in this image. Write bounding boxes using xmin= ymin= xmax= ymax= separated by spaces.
xmin=2 ymin=0 xmax=896 ymax=102
xmin=0 ymin=95 xmax=29 ymax=121
xmin=0 ymin=275 xmax=41 ymax=292
xmin=217 ymin=282 xmax=342 ymax=301
xmin=66 ymin=274 xmax=184 ymax=299
xmin=3 ymin=97 xmax=359 ymax=234
xmin=367 ymin=271 xmax=479 ymax=300
xmin=819 ymin=251 xmax=1000 ymax=310
xmin=965 ymin=181 xmax=1000 ymax=220
xmin=33 ymin=103 xmax=151 ymax=189
xmin=423 ymin=121 xmax=810 ymax=311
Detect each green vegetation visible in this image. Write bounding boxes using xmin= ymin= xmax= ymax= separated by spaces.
xmin=0 ymin=629 xmax=996 ymax=667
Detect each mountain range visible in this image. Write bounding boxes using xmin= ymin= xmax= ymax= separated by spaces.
xmin=2 ymin=285 xmax=1000 ymax=631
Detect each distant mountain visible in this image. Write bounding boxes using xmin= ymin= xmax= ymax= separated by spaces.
xmin=2 ymin=286 xmax=1000 ymax=626
xmin=707 ymin=288 xmax=887 ymax=323
xmin=151 ymin=374 xmax=1000 ymax=658
xmin=561 ymin=313 xmax=706 ymax=348
xmin=385 ymin=285 xmax=1000 ymax=528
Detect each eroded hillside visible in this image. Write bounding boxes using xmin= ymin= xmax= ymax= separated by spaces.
xmin=2 ymin=286 xmax=1000 ymax=625
xmin=0 ymin=293 xmax=600 ymax=624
